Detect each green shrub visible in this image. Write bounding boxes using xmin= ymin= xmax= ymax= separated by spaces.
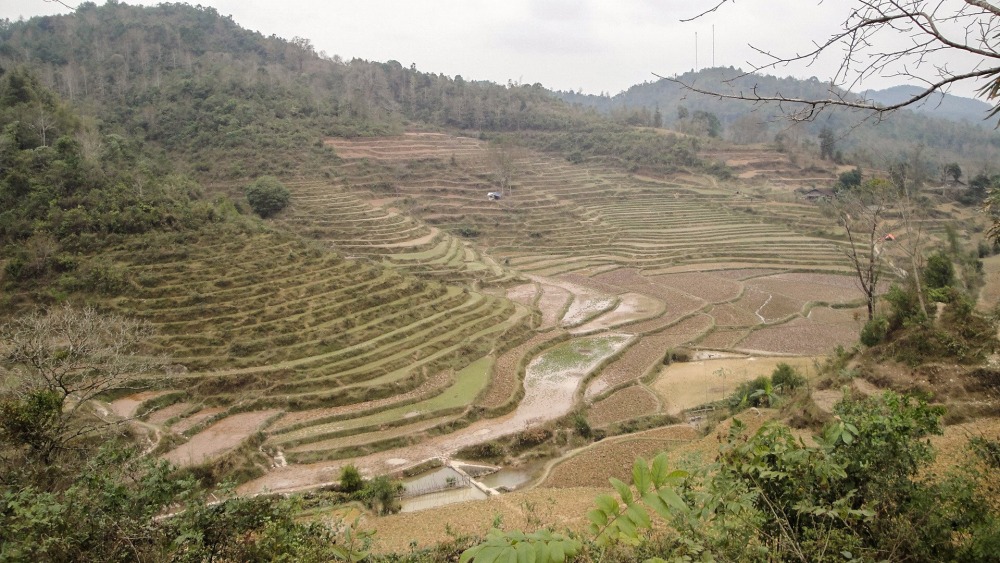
xmin=572 ymin=411 xmax=592 ymax=439
xmin=359 ymin=475 xmax=403 ymax=515
xmin=924 ymin=251 xmax=955 ymax=290
xmin=663 ymin=347 xmax=691 ymax=364
xmin=244 ymin=176 xmax=290 ymax=218
xmin=860 ymin=315 xmax=889 ymax=346
xmin=771 ymin=362 xmax=806 ymax=391
xmin=338 ymin=464 xmax=364 ymax=493
xmin=730 ymin=375 xmax=774 ymax=410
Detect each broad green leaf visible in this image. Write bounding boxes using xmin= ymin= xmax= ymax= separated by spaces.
xmin=549 ymin=541 xmax=565 ymax=563
xmin=650 ymin=452 xmax=669 ymax=485
xmin=469 ymin=545 xmax=503 ymax=563
xmin=625 ymin=503 xmax=652 ymax=529
xmin=611 ymin=477 xmax=633 ymax=503
xmin=533 ymin=540 xmax=547 ymax=562
xmin=659 ymin=487 xmax=688 ymax=513
xmin=842 ymin=431 xmax=854 ymax=444
xmin=460 ymin=545 xmax=483 ymax=563
xmin=587 ymin=508 xmax=608 ymax=527
xmin=514 ymin=540 xmax=536 ymax=563
xmin=666 ymin=469 xmax=688 ymax=483
xmin=633 ymin=457 xmax=651 ymax=493
xmin=616 ymin=512 xmax=638 ymax=538
xmin=642 ymin=490 xmax=672 ymax=519
xmin=595 ymin=494 xmax=619 ymax=515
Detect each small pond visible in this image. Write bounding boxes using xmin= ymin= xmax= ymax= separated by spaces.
xmin=477 ymin=460 xmax=546 ymax=491
xmin=402 ymin=466 xmax=468 ymax=497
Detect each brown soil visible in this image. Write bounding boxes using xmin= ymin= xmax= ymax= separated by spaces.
xmin=171 ymin=407 xmax=226 ymax=434
xmin=588 ymin=385 xmax=659 ymax=427
xmin=162 ymin=410 xmax=279 ymax=467
xmin=367 ymin=486 xmax=605 ymax=553
xmin=541 ymin=425 xmax=700 ymax=488
xmin=108 ymin=390 xmax=175 ymax=419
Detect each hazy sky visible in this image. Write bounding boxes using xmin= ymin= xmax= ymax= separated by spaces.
xmin=0 ymin=0 xmax=988 ymax=98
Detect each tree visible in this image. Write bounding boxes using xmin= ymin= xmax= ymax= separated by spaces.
xmin=837 ymin=167 xmax=863 ymax=191
xmin=838 ymin=179 xmax=894 ymax=320
xmin=944 ymin=162 xmax=963 ymax=183
xmin=819 ymin=127 xmax=837 ymax=161
xmin=924 ymin=251 xmax=956 ymax=289
xmin=0 ymin=305 xmax=159 ymax=466
xmin=488 ymin=141 xmax=519 ymax=197
xmin=245 ymin=175 xmax=291 ymax=218
xmin=887 ymin=155 xmax=932 ymax=314
xmin=671 ymin=1 xmax=1000 ymax=124
xmin=30 ymin=108 xmax=57 ymax=146
xmin=339 ymin=464 xmax=364 ymax=493
xmin=692 ymin=110 xmax=721 ymax=137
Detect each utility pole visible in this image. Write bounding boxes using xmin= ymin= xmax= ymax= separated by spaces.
xmin=695 ymin=32 xmax=699 ymax=70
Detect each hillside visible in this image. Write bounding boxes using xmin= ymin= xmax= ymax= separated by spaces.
xmin=557 ymin=67 xmax=1000 ymax=173
xmin=2 ymin=3 xmax=1000 ymax=561
xmin=862 ymin=84 xmax=997 ymax=123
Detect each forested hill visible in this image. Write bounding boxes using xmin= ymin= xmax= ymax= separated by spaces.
xmin=0 ymin=2 xmax=625 ymax=179
xmin=557 ymin=67 xmax=1000 ymax=171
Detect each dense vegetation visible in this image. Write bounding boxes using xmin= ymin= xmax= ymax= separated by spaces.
xmin=463 ymin=393 xmax=1000 ymax=562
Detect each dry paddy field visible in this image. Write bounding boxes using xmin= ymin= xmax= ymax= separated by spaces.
xmin=651 ymin=356 xmax=821 ymax=416
xmin=108 ymin=131 xmax=978 ymax=506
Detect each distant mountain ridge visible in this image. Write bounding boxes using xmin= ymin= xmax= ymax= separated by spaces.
xmin=860 ymin=85 xmax=995 ymax=123
xmin=555 ymin=67 xmax=1000 ymax=169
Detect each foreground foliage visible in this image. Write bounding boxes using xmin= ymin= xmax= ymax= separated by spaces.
xmin=463 ymin=392 xmax=1000 ymax=562
xmin=0 ymin=306 xmax=369 ymax=562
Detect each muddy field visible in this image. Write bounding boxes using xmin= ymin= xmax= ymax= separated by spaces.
xmin=587 ymin=385 xmax=660 ymax=427
xmin=163 ymin=410 xmax=279 ymax=467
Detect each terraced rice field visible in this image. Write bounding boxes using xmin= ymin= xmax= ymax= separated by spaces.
xmin=107 ymin=131 xmax=976 ymax=494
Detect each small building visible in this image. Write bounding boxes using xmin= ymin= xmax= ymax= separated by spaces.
xmin=799 ymin=188 xmax=836 ymax=203
xmin=487 ymin=191 xmax=502 ymax=201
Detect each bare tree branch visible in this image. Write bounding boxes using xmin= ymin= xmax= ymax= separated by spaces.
xmin=0 ymin=305 xmax=163 ymax=463
xmin=679 ymin=0 xmax=734 ymax=23
xmin=672 ymin=1 xmax=1000 ymax=124
xmin=43 ymin=0 xmax=77 ymax=11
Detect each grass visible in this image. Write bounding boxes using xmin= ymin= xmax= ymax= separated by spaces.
xmin=530 ymin=335 xmax=631 ymax=374
xmin=271 ymin=356 xmax=495 ymax=448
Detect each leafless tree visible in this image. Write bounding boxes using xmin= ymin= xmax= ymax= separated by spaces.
xmin=489 ymin=141 xmax=520 ymax=196
xmin=31 ymin=108 xmax=58 ymax=146
xmin=837 ymin=180 xmax=896 ymax=320
xmin=0 ymin=305 xmax=161 ymax=463
xmin=670 ymin=1 xmax=1000 ymax=123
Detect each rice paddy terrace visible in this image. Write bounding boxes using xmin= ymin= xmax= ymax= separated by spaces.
xmin=105 ymin=131 xmax=970 ymax=494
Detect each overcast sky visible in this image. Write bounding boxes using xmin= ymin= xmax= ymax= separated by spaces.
xmin=0 ymin=0 xmax=988 ymax=98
